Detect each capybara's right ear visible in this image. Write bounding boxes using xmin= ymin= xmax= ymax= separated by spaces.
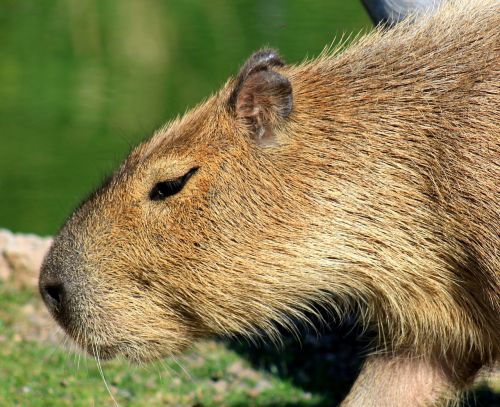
xmin=228 ymin=49 xmax=293 ymax=146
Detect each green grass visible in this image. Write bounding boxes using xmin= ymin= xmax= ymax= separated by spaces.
xmin=0 ymin=281 xmax=324 ymax=406
xmin=0 ymin=341 xmax=318 ymax=407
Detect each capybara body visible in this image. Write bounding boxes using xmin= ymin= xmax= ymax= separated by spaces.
xmin=40 ymin=1 xmax=499 ymax=405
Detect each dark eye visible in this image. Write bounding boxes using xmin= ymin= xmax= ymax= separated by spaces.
xmin=149 ymin=167 xmax=199 ymax=201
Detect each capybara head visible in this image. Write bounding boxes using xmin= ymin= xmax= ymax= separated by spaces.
xmin=39 ymin=50 xmax=324 ymax=362
xmin=39 ymin=0 xmax=499 ymax=379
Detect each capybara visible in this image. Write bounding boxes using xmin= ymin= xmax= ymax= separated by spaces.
xmin=39 ymin=0 xmax=499 ymax=405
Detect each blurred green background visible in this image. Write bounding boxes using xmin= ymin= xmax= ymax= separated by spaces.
xmin=0 ymin=0 xmax=370 ymax=235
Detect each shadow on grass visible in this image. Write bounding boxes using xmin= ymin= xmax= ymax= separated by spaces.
xmin=225 ymin=316 xmax=499 ymax=407
xmin=226 ymin=317 xmax=367 ymax=406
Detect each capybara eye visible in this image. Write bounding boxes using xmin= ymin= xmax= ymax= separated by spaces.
xmin=149 ymin=167 xmax=199 ymax=201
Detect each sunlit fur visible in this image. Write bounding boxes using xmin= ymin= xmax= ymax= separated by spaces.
xmin=42 ymin=0 xmax=498 ymax=405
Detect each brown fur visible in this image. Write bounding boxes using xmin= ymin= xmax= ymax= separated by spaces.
xmin=40 ymin=0 xmax=499 ymax=405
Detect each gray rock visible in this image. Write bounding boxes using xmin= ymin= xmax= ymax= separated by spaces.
xmin=0 ymin=229 xmax=52 ymax=288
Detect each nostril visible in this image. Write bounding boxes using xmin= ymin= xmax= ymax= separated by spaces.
xmin=43 ymin=283 xmax=65 ymax=309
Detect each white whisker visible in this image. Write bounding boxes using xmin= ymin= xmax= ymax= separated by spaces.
xmin=93 ymin=343 xmax=119 ymax=407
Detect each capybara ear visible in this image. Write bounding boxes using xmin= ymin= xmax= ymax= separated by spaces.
xmin=228 ymin=49 xmax=293 ymax=145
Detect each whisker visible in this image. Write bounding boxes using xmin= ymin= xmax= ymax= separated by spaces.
xmin=93 ymin=343 xmax=119 ymax=407
xmin=157 ymin=358 xmax=175 ymax=382
xmin=169 ymin=355 xmax=193 ymax=382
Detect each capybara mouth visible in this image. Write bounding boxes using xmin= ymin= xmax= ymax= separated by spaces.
xmin=87 ymin=344 xmax=118 ymax=361
xmin=62 ymin=333 xmax=119 ymax=361
xmin=83 ymin=338 xmax=173 ymax=363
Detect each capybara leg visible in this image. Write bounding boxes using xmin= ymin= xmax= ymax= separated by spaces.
xmin=341 ymin=355 xmax=453 ymax=407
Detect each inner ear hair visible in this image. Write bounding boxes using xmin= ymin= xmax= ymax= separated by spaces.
xmin=228 ymin=48 xmax=293 ymax=145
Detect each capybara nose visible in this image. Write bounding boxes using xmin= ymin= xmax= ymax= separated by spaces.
xmin=40 ymin=278 xmax=66 ymax=314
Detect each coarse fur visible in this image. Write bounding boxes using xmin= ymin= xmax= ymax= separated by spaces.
xmin=40 ymin=0 xmax=499 ymax=405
